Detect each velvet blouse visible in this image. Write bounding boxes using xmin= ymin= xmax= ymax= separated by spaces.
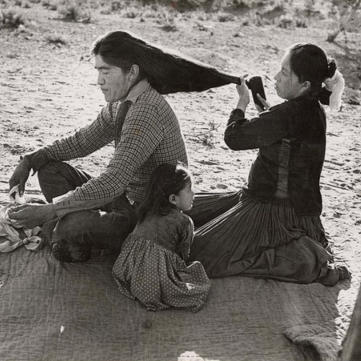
xmin=224 ymin=95 xmax=327 ymax=216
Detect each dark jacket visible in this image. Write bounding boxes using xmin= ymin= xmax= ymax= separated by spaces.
xmin=224 ymin=95 xmax=326 ymax=216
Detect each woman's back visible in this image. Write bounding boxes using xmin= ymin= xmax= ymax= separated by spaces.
xmin=245 ymin=95 xmax=326 ymax=216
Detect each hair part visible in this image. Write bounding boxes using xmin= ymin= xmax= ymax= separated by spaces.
xmin=137 ymin=163 xmax=192 ymax=223
xmin=287 ymin=43 xmax=337 ymax=97
xmin=91 ymin=31 xmax=147 ymax=80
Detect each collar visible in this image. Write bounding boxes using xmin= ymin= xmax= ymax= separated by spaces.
xmin=125 ymin=78 xmax=151 ymax=103
xmin=288 ymin=93 xmax=317 ymax=104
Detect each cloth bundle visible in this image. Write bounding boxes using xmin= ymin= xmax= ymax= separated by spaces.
xmin=0 ymin=186 xmax=43 ymax=252
xmin=324 ymin=69 xmax=345 ymax=111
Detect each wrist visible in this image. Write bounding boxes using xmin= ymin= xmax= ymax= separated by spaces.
xmin=45 ymin=203 xmax=57 ymax=221
xmin=236 ymin=98 xmax=248 ymax=112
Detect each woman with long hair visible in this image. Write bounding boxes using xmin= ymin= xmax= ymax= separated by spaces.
xmin=188 ymin=43 xmax=349 ymax=285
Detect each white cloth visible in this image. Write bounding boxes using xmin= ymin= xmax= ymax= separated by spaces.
xmin=0 ymin=186 xmax=43 ymax=253
xmin=9 ymin=184 xmax=26 ymax=204
xmin=323 ymin=69 xmax=345 ymax=111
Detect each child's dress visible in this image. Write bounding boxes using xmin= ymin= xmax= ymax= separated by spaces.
xmin=112 ymin=208 xmax=210 ymax=312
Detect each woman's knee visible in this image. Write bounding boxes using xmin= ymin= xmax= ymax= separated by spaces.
xmin=38 ymin=161 xmax=70 ymax=202
xmin=38 ymin=161 xmax=91 ymax=202
xmin=38 ymin=161 xmax=64 ymax=185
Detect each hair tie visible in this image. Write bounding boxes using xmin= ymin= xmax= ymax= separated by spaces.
xmin=323 ymin=69 xmax=345 ymax=111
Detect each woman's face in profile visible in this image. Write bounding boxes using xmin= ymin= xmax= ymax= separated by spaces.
xmin=95 ymin=55 xmax=131 ymax=103
xmin=274 ymin=52 xmax=308 ymax=101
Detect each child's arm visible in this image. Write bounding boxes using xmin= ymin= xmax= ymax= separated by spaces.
xmin=175 ymin=216 xmax=194 ymax=261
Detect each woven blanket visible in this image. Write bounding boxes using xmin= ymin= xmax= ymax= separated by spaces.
xmin=0 ymin=244 xmax=350 ymax=361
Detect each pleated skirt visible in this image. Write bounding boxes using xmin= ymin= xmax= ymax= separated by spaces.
xmin=185 ymin=190 xmax=242 ymax=227
xmin=189 ymin=192 xmax=342 ymax=285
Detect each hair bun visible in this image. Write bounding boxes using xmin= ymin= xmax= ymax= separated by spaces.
xmin=327 ymin=59 xmax=337 ymax=79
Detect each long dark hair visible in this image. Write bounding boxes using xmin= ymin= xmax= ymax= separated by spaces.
xmin=91 ymin=31 xmax=148 ymax=80
xmin=137 ymin=163 xmax=192 ymax=223
xmin=90 ymin=30 xmax=238 ymax=95
xmin=287 ymin=43 xmax=337 ymax=98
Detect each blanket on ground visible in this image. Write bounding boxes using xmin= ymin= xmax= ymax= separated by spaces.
xmin=0 ymin=244 xmax=350 ymax=361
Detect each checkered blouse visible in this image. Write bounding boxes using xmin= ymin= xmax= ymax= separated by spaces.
xmin=45 ymin=80 xmax=188 ymax=218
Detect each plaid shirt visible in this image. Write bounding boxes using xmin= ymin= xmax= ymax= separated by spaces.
xmin=46 ymin=80 xmax=188 ymax=218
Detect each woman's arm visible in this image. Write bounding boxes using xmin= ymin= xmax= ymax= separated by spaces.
xmin=224 ymin=103 xmax=290 ymax=151
xmin=43 ymin=103 xmax=116 ymax=161
xmin=224 ymin=75 xmax=289 ymax=151
xmin=52 ymin=101 xmax=165 ymax=219
xmin=235 ymin=76 xmax=250 ymax=113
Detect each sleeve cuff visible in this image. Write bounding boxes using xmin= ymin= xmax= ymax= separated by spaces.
xmin=227 ymin=108 xmax=246 ymax=126
xmin=52 ymin=190 xmax=112 ymax=219
xmin=52 ymin=191 xmax=76 ymax=219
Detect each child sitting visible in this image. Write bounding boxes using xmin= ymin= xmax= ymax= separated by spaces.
xmin=112 ymin=163 xmax=211 ymax=312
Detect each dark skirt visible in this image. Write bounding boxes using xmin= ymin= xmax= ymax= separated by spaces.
xmin=185 ymin=190 xmax=242 ymax=227
xmin=189 ymin=192 xmax=345 ymax=285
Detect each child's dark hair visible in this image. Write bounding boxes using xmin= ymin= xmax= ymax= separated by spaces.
xmin=137 ymin=163 xmax=192 ymax=223
xmin=287 ymin=43 xmax=337 ymax=98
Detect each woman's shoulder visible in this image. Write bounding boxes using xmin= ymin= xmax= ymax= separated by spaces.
xmin=135 ymin=85 xmax=171 ymax=111
xmin=268 ymin=95 xmax=321 ymax=118
xmin=289 ymin=95 xmax=321 ymax=110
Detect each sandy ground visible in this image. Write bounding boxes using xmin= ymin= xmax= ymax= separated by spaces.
xmin=0 ymin=0 xmax=360 ymax=341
